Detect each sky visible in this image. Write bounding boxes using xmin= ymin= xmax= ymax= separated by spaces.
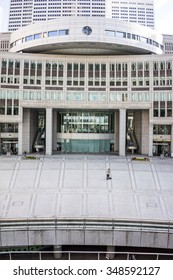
xmin=0 ymin=0 xmax=173 ymax=34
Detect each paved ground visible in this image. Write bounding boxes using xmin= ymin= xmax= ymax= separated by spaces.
xmin=0 ymin=154 xmax=173 ymax=222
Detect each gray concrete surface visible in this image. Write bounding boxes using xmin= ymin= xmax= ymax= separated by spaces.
xmin=0 ymin=154 xmax=173 ymax=248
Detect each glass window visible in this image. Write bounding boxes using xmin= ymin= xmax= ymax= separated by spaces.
xmin=31 ymin=61 xmax=36 ymax=69
xmin=46 ymin=62 xmax=51 ymax=70
xmin=141 ymin=36 xmax=148 ymax=43
xmin=116 ymin=31 xmax=126 ymax=38
xmin=132 ymin=34 xmax=139 ymax=40
xmin=105 ymin=30 xmax=115 ymax=36
xmin=25 ymin=35 xmax=33 ymax=42
xmin=48 ymin=30 xmax=57 ymax=37
xmin=15 ymin=60 xmax=20 ymax=69
xmin=59 ymin=112 xmax=114 ymax=134
xmin=59 ymin=29 xmax=69 ymax=36
xmin=34 ymin=33 xmax=42 ymax=39
xmin=160 ymin=109 xmax=165 ymax=117
xmin=24 ymin=61 xmax=29 ymax=69
xmin=89 ymin=92 xmax=99 ymax=101
xmin=0 ymin=99 xmax=5 ymax=115
xmin=153 ymin=109 xmax=158 ymax=117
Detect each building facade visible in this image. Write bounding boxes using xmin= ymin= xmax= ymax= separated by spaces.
xmin=8 ymin=0 xmax=154 ymax=31
xmin=111 ymin=0 xmax=154 ymax=28
xmin=163 ymin=34 xmax=173 ymax=55
xmin=0 ymin=17 xmax=173 ymax=157
xmin=0 ymin=32 xmax=11 ymax=52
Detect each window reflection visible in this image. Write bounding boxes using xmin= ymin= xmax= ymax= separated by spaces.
xmin=58 ymin=112 xmax=114 ymax=133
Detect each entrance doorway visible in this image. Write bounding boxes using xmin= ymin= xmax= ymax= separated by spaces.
xmin=153 ymin=143 xmax=170 ymax=156
xmin=0 ymin=141 xmax=18 ymax=155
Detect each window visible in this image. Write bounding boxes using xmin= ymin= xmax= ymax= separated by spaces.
xmin=59 ymin=29 xmax=69 ymax=36
xmin=34 ymin=33 xmax=41 ymax=39
xmin=105 ymin=30 xmax=115 ymax=36
xmin=25 ymin=35 xmax=33 ymax=42
xmin=48 ymin=30 xmax=57 ymax=37
xmin=115 ymin=31 xmax=126 ymax=38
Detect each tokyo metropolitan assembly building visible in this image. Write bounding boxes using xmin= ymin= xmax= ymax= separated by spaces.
xmin=0 ymin=0 xmax=172 ymax=158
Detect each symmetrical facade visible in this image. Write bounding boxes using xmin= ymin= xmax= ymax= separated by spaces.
xmin=0 ymin=17 xmax=173 ymax=157
xmin=8 ymin=0 xmax=154 ymax=31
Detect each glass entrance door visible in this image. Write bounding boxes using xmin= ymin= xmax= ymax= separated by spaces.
xmin=61 ymin=139 xmax=111 ymax=153
xmin=153 ymin=143 xmax=170 ymax=156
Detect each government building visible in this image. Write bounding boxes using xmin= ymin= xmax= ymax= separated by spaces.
xmin=0 ymin=1 xmax=173 ymax=260
xmin=0 ymin=15 xmax=173 ymax=157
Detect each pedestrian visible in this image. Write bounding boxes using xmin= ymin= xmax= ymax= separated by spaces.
xmin=106 ymin=168 xmax=111 ymax=180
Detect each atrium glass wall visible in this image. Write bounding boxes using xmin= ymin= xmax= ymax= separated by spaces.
xmin=58 ymin=112 xmax=114 ymax=133
xmin=57 ymin=111 xmax=114 ymax=153
xmin=59 ymin=139 xmax=111 ymax=153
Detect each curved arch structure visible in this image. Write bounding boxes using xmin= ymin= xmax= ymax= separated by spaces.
xmin=10 ymin=17 xmax=163 ymax=55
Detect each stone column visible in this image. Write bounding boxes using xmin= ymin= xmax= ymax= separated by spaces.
xmin=18 ymin=123 xmax=23 ymax=155
xmin=46 ymin=108 xmax=53 ymax=155
xmin=22 ymin=108 xmax=30 ymax=153
xmin=133 ymin=110 xmax=141 ymax=153
xmin=141 ymin=110 xmax=149 ymax=155
xmin=171 ymin=125 xmax=173 ymax=157
xmin=119 ymin=109 xmax=126 ymax=156
xmin=53 ymin=245 xmax=62 ymax=259
xmin=148 ymin=108 xmax=153 ymax=157
xmin=114 ymin=111 xmax=119 ymax=152
xmin=106 ymin=246 xmax=115 ymax=260
xmin=22 ymin=109 xmax=38 ymax=153
xmin=53 ymin=110 xmax=57 ymax=152
xmin=148 ymin=124 xmax=153 ymax=157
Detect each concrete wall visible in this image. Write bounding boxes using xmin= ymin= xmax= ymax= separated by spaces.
xmin=23 ymin=109 xmax=38 ymax=153
xmin=133 ymin=110 xmax=142 ymax=153
xmin=114 ymin=111 xmax=119 ymax=152
xmin=53 ymin=110 xmax=57 ymax=152
xmin=141 ymin=110 xmax=150 ymax=155
xmin=0 ymin=228 xmax=172 ymax=249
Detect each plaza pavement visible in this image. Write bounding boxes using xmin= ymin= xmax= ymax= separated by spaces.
xmin=0 ymin=154 xmax=173 ymax=222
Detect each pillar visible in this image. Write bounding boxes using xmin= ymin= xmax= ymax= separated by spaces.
xmin=46 ymin=108 xmax=53 ymax=155
xmin=22 ymin=108 xmax=38 ymax=153
xmin=18 ymin=122 xmax=23 ymax=155
xmin=114 ymin=111 xmax=119 ymax=152
xmin=148 ymin=109 xmax=153 ymax=157
xmin=53 ymin=110 xmax=57 ymax=152
xmin=53 ymin=245 xmax=62 ymax=259
xmin=133 ymin=110 xmax=141 ymax=153
xmin=171 ymin=125 xmax=173 ymax=157
xmin=141 ymin=110 xmax=150 ymax=155
xmin=148 ymin=124 xmax=153 ymax=157
xmin=106 ymin=246 xmax=115 ymax=260
xmin=119 ymin=109 xmax=126 ymax=156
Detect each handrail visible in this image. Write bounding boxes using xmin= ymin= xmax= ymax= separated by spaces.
xmin=0 ymin=218 xmax=173 ymax=233
xmin=0 ymin=250 xmax=173 ymax=260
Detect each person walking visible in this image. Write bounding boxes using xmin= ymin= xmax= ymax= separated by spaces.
xmin=106 ymin=168 xmax=111 ymax=180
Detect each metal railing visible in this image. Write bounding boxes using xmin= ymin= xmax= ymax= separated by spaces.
xmin=0 ymin=250 xmax=173 ymax=260
xmin=0 ymin=218 xmax=173 ymax=233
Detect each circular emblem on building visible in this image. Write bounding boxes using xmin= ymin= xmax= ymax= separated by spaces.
xmin=82 ymin=26 xmax=92 ymax=35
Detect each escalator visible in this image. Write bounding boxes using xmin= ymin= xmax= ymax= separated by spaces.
xmin=33 ymin=131 xmax=45 ymax=152
xmin=126 ymin=130 xmax=138 ymax=154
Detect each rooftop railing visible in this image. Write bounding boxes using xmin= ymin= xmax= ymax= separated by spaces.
xmin=0 ymin=218 xmax=173 ymax=233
